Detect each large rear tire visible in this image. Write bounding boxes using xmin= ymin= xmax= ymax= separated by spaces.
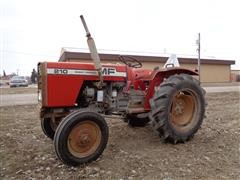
xmin=54 ymin=111 xmax=109 ymax=166
xmin=149 ymin=74 xmax=205 ymax=143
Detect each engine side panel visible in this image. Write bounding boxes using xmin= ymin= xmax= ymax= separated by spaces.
xmin=47 ymin=75 xmax=84 ymax=107
xmin=42 ymin=62 xmax=126 ymax=107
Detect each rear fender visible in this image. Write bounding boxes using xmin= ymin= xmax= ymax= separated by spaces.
xmin=144 ymin=68 xmax=198 ymax=109
xmin=154 ymin=68 xmax=198 ymax=79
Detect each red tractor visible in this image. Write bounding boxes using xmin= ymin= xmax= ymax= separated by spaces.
xmin=38 ymin=16 xmax=205 ymax=166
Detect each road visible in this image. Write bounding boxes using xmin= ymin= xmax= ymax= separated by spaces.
xmin=0 ymin=86 xmax=239 ymax=106
xmin=203 ymin=86 xmax=240 ymax=93
xmin=0 ymin=93 xmax=38 ymax=107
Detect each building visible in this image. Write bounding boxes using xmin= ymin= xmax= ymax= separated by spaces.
xmin=59 ymin=48 xmax=235 ymax=83
xmin=231 ymin=70 xmax=240 ymax=82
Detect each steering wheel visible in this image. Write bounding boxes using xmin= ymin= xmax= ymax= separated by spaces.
xmin=119 ymin=55 xmax=142 ymax=68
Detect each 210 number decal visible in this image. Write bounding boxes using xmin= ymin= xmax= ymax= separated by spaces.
xmin=54 ymin=69 xmax=68 ymax=74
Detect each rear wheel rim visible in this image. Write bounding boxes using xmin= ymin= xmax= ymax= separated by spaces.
xmin=67 ymin=120 xmax=101 ymax=158
xmin=170 ymin=89 xmax=198 ymax=129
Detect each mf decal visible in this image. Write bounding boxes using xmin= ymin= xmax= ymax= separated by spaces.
xmin=101 ymin=67 xmax=115 ymax=75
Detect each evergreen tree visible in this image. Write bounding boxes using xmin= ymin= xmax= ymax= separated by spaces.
xmin=31 ymin=68 xmax=37 ymax=83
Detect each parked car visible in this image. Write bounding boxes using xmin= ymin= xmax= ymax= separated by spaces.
xmin=9 ymin=76 xmax=28 ymax=87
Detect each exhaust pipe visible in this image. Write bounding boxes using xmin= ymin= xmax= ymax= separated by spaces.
xmin=80 ymin=15 xmax=103 ymax=88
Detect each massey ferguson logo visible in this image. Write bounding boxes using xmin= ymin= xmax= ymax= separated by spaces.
xmin=101 ymin=67 xmax=116 ymax=75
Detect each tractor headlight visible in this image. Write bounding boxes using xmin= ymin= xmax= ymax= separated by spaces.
xmin=38 ymin=90 xmax=42 ymax=102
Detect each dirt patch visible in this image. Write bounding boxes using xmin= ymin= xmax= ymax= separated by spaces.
xmin=0 ymin=92 xmax=240 ymax=179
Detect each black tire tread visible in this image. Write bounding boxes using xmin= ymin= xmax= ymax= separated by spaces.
xmin=149 ymin=74 xmax=205 ymax=143
xmin=53 ymin=111 xmax=109 ymax=166
xmin=41 ymin=118 xmax=55 ymax=140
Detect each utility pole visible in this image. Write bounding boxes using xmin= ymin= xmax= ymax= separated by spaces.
xmin=196 ymin=33 xmax=201 ymax=83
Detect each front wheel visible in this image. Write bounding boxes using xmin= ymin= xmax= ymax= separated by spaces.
xmin=149 ymin=74 xmax=205 ymax=143
xmin=54 ymin=111 xmax=109 ymax=166
xmin=41 ymin=117 xmax=55 ymax=140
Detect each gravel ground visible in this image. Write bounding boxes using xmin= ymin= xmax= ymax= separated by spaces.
xmin=0 ymin=92 xmax=240 ymax=179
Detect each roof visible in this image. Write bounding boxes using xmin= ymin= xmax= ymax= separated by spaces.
xmin=59 ymin=47 xmax=235 ymax=65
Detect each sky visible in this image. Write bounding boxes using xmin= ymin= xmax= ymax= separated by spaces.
xmin=0 ymin=0 xmax=239 ymax=76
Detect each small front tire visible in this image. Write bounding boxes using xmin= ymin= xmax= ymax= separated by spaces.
xmin=54 ymin=111 xmax=109 ymax=166
xmin=41 ymin=118 xmax=55 ymax=140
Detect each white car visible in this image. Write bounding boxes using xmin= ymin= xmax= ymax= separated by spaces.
xmin=9 ymin=76 xmax=28 ymax=87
